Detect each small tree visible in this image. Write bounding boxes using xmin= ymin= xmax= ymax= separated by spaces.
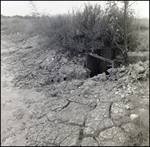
xmin=105 ymin=1 xmax=137 ymax=64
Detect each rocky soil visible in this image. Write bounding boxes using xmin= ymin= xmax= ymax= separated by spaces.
xmin=1 ymin=32 xmax=149 ymax=146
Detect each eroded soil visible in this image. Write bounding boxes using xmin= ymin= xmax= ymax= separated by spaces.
xmin=1 ymin=33 xmax=149 ymax=146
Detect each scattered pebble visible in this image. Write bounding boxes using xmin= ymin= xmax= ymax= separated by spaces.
xmin=130 ymin=114 xmax=139 ymax=121
xmin=121 ymin=94 xmax=125 ymax=99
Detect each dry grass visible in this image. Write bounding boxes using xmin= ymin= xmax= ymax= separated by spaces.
xmin=1 ymin=16 xmax=38 ymax=36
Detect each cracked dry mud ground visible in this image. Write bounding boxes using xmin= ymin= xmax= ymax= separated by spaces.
xmin=1 ymin=34 xmax=149 ymax=146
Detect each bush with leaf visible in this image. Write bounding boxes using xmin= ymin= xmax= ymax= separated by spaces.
xmin=29 ymin=1 xmax=140 ymax=63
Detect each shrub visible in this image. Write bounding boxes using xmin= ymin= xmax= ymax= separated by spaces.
xmin=2 ymin=1 xmax=142 ymax=63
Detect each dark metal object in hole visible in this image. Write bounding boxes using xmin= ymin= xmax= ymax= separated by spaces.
xmin=85 ymin=48 xmax=121 ymax=77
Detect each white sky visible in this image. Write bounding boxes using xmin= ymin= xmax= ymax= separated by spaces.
xmin=1 ymin=1 xmax=149 ymax=18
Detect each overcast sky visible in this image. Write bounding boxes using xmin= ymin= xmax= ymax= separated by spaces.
xmin=1 ymin=1 xmax=149 ymax=18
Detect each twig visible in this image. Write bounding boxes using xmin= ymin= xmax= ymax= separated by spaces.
xmin=114 ymin=41 xmax=124 ymax=52
xmin=127 ymin=41 xmax=137 ymax=47
xmin=128 ymin=1 xmax=137 ymax=7
xmin=127 ymin=30 xmax=136 ymax=37
xmin=114 ymin=19 xmax=124 ymax=34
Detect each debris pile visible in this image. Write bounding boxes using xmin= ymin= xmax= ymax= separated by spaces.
xmin=9 ymin=35 xmax=89 ymax=89
xmin=107 ymin=60 xmax=149 ymax=82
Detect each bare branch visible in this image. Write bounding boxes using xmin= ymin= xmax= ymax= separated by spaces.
xmin=127 ymin=30 xmax=136 ymax=37
xmin=115 ymin=33 xmax=124 ymax=40
xmin=114 ymin=19 xmax=124 ymax=34
xmin=114 ymin=41 xmax=124 ymax=52
xmin=127 ymin=41 xmax=137 ymax=47
xmin=128 ymin=1 xmax=137 ymax=7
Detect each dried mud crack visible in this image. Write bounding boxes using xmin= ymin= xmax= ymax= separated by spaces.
xmin=1 ymin=33 xmax=149 ymax=146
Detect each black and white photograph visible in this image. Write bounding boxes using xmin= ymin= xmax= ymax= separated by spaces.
xmin=1 ymin=1 xmax=149 ymax=146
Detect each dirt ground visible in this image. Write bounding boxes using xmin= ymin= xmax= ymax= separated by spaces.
xmin=1 ymin=32 xmax=149 ymax=146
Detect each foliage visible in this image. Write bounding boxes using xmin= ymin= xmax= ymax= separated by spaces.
xmin=38 ymin=1 xmax=139 ymax=62
xmin=2 ymin=1 xmax=148 ymax=64
xmin=103 ymin=1 xmax=138 ymax=63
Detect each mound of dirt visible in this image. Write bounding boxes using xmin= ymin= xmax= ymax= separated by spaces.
xmin=2 ymin=34 xmax=89 ymax=90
